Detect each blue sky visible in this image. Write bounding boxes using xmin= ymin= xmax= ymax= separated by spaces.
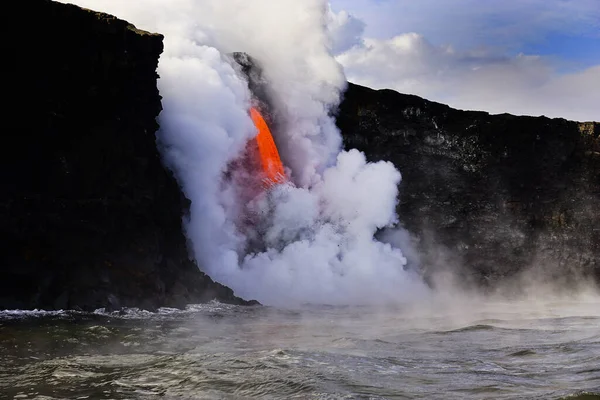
xmin=328 ymin=0 xmax=600 ymax=120
xmin=330 ymin=0 xmax=600 ymax=59
xmin=523 ymin=34 xmax=600 ymax=71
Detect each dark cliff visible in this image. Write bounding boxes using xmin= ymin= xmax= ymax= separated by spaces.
xmin=3 ymin=3 xmax=596 ymax=310
xmin=1 ymin=0 xmax=251 ymax=310
xmin=337 ymin=83 xmax=599 ymax=287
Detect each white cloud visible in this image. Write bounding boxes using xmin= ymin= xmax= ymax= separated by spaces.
xmin=326 ymin=6 xmax=366 ymax=54
xmin=336 ymin=33 xmax=600 ymax=121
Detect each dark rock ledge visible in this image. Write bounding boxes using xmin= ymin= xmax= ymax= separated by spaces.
xmin=336 ymin=84 xmax=599 ymax=287
xmin=2 ymin=0 xmax=255 ymax=310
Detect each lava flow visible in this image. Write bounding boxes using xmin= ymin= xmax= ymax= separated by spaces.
xmin=250 ymin=107 xmax=286 ymax=186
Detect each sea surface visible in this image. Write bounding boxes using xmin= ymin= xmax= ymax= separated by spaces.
xmin=1 ymin=296 xmax=599 ymax=399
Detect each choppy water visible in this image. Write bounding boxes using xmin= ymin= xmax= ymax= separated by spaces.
xmin=1 ymin=297 xmax=600 ymax=399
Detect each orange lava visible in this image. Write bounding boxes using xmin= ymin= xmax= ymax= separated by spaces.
xmin=250 ymin=107 xmax=286 ymax=185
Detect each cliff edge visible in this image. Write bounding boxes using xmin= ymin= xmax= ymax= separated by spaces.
xmin=1 ymin=0 xmax=252 ymax=310
xmin=337 ymin=83 xmax=599 ymax=287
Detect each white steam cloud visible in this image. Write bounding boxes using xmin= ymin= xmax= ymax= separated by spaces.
xmin=59 ymin=0 xmax=428 ymax=305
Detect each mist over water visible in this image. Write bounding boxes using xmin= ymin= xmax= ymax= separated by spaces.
xmin=3 ymin=298 xmax=600 ymax=399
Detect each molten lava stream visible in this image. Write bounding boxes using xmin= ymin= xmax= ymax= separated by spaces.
xmin=250 ymin=107 xmax=286 ymax=186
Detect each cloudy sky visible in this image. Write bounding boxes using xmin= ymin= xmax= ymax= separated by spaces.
xmin=328 ymin=0 xmax=600 ymax=121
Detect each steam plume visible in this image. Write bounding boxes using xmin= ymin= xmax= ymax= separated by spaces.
xmin=58 ymin=0 xmax=428 ymax=305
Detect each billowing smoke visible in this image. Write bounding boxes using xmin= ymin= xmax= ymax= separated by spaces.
xmin=59 ymin=0 xmax=428 ymax=305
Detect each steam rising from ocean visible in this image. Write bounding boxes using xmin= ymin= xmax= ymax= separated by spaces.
xmin=59 ymin=0 xmax=428 ymax=305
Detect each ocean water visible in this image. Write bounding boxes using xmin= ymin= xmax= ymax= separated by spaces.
xmin=1 ymin=298 xmax=599 ymax=399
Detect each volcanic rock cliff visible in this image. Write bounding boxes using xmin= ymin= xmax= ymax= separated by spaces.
xmin=3 ymin=2 xmax=597 ymax=311
xmin=1 ymin=0 xmax=252 ymax=310
xmin=336 ymin=84 xmax=600 ymax=287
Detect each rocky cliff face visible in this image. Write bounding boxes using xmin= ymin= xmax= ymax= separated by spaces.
xmin=337 ymin=83 xmax=599 ymax=287
xmin=3 ymin=3 xmax=595 ymax=310
xmin=1 ymin=0 xmax=252 ymax=310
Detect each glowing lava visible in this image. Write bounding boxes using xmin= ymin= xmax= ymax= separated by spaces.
xmin=250 ymin=107 xmax=286 ymax=185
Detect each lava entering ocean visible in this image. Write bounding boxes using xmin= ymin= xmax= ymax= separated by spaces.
xmin=249 ymin=107 xmax=286 ymax=186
